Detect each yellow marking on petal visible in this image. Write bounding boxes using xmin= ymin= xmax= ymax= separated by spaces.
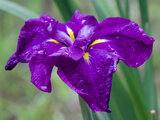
xmin=90 ymin=39 xmax=108 ymax=46
xmin=83 ymin=52 xmax=90 ymax=64
xmin=67 ymin=27 xmax=75 ymax=41
xmin=48 ymin=39 xmax=60 ymax=44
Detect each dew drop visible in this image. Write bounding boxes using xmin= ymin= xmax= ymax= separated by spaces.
xmin=81 ymin=89 xmax=84 ymax=92
xmin=41 ymin=86 xmax=47 ymax=90
xmin=142 ymin=33 xmax=146 ymax=36
xmin=47 ymin=23 xmax=52 ymax=32
xmin=139 ymin=28 xmax=143 ymax=32
xmin=38 ymin=50 xmax=44 ymax=54
xmin=64 ymin=52 xmax=69 ymax=57
xmin=81 ymin=20 xmax=86 ymax=24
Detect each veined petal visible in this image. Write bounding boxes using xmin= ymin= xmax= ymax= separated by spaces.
xmin=71 ymin=10 xmax=98 ymax=49
xmin=50 ymin=46 xmax=84 ymax=61
xmin=92 ymin=17 xmax=154 ymax=67
xmin=74 ymin=25 xmax=96 ymax=48
xmin=56 ymin=49 xmax=118 ymax=112
xmin=5 ymin=15 xmax=63 ymax=70
xmin=71 ymin=10 xmax=98 ymax=26
xmin=29 ymin=55 xmax=55 ymax=93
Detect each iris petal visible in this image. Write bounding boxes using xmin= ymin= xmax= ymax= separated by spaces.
xmin=56 ymin=48 xmax=118 ymax=112
xmin=92 ymin=17 xmax=154 ymax=67
xmin=29 ymin=56 xmax=55 ymax=93
xmin=5 ymin=15 xmax=58 ymax=70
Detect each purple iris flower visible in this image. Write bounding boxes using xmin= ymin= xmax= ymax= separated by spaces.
xmin=5 ymin=10 xmax=154 ymax=112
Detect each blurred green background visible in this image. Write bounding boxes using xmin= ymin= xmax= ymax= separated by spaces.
xmin=0 ymin=0 xmax=160 ymax=120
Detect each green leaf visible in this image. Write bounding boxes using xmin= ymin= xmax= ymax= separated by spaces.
xmin=78 ymin=96 xmax=93 ymax=120
xmin=114 ymin=0 xmax=125 ymax=17
xmin=138 ymin=0 xmax=158 ymax=119
xmin=101 ymin=112 xmax=111 ymax=120
xmin=124 ymin=0 xmax=130 ymax=19
xmin=92 ymin=113 xmax=100 ymax=120
xmin=54 ymin=0 xmax=78 ymax=21
xmin=0 ymin=0 xmax=39 ymax=20
xmin=109 ymin=74 xmax=138 ymax=120
xmin=91 ymin=0 xmax=114 ymax=20
xmin=119 ymin=62 xmax=150 ymax=120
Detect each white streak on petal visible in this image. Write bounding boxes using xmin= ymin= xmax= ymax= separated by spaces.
xmin=47 ymin=23 xmax=52 ymax=32
xmin=77 ymin=25 xmax=95 ymax=39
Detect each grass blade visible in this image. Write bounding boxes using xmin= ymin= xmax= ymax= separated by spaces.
xmin=0 ymin=0 xmax=39 ymax=20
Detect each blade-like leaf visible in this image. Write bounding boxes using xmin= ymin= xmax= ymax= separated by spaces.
xmin=79 ymin=95 xmax=93 ymax=120
xmin=0 ymin=0 xmax=39 ymax=20
xmin=54 ymin=0 xmax=78 ymax=21
xmin=120 ymin=62 xmax=150 ymax=120
xmin=91 ymin=0 xmax=114 ymax=20
xmin=101 ymin=112 xmax=111 ymax=120
xmin=115 ymin=0 xmax=125 ymax=17
xmin=138 ymin=0 xmax=158 ymax=119
xmin=109 ymin=74 xmax=138 ymax=120
xmin=124 ymin=0 xmax=130 ymax=19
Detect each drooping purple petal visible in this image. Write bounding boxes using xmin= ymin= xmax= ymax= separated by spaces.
xmin=29 ymin=55 xmax=55 ymax=93
xmin=91 ymin=17 xmax=154 ymax=67
xmin=56 ymin=48 xmax=118 ymax=112
xmin=5 ymin=15 xmax=60 ymax=70
xmin=17 ymin=15 xmax=57 ymax=56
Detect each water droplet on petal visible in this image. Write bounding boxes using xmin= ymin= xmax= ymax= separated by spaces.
xmin=81 ymin=20 xmax=86 ymax=24
xmin=38 ymin=50 xmax=44 ymax=54
xmin=64 ymin=52 xmax=69 ymax=57
xmin=47 ymin=23 xmax=52 ymax=32
xmin=142 ymin=33 xmax=146 ymax=36
xmin=41 ymin=86 xmax=47 ymax=90
xmin=139 ymin=28 xmax=143 ymax=32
